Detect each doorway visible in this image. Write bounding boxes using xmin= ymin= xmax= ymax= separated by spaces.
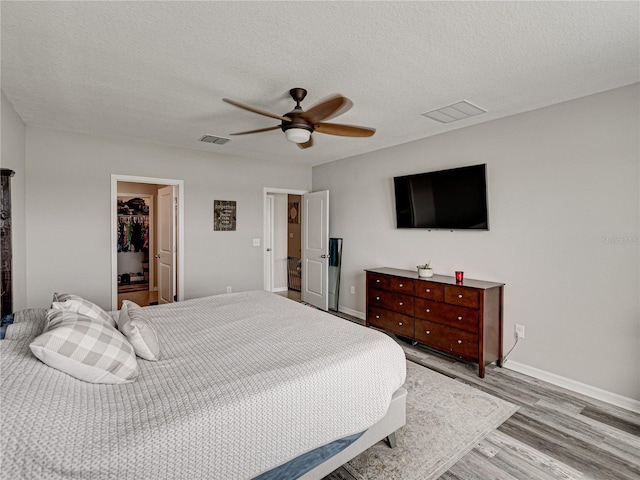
xmin=111 ymin=175 xmax=184 ymax=311
xmin=263 ymin=188 xmax=306 ymax=299
xmin=116 ymin=189 xmax=155 ymax=308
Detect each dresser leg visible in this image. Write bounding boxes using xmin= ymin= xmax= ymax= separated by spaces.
xmin=479 ymin=364 xmax=485 ymax=378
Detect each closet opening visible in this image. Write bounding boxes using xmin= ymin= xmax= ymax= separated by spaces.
xmin=111 ymin=175 xmax=184 ymax=311
xmin=116 ymin=189 xmax=155 ymax=308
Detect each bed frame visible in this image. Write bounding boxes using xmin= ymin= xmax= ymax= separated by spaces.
xmin=301 ymin=387 xmax=408 ymax=479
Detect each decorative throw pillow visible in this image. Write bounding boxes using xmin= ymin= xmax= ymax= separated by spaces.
xmin=117 ymin=301 xmax=160 ymax=361
xmin=30 ymin=309 xmax=139 ymax=384
xmin=51 ymin=293 xmax=116 ymax=328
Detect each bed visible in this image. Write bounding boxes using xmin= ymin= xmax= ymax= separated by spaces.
xmin=1 ymin=291 xmax=407 ymax=479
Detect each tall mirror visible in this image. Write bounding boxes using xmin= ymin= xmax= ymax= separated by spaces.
xmin=328 ymin=238 xmax=343 ymax=311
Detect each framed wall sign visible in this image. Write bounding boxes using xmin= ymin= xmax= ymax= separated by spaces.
xmin=288 ymin=202 xmax=299 ymax=224
xmin=214 ymin=200 xmax=236 ymax=231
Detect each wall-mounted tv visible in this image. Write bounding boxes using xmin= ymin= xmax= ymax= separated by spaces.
xmin=393 ymin=164 xmax=488 ymax=230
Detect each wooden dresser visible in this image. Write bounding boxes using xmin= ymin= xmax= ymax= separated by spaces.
xmin=365 ymin=267 xmax=504 ymax=378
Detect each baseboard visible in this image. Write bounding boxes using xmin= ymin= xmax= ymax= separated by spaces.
xmin=271 ymin=287 xmax=288 ymax=293
xmin=505 ymin=360 xmax=640 ymax=414
xmin=338 ymin=305 xmax=366 ymax=320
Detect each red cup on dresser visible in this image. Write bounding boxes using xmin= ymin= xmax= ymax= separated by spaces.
xmin=455 ymin=271 xmax=464 ymax=283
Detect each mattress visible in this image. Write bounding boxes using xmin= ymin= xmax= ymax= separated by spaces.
xmin=1 ymin=291 xmax=406 ymax=479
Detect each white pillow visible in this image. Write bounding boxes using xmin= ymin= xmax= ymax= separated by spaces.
xmin=51 ymin=293 xmax=116 ymax=328
xmin=118 ymin=301 xmax=161 ymax=361
xmin=30 ymin=309 xmax=139 ymax=384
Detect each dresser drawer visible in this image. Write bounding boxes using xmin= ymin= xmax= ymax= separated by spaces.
xmin=415 ymin=319 xmax=479 ymax=362
xmin=445 ymin=285 xmax=480 ymax=309
xmin=413 ymin=319 xmax=452 ymax=351
xmin=449 ymin=329 xmax=479 ymax=362
xmin=367 ymin=272 xmax=390 ymax=290
xmin=369 ymin=288 xmax=415 ymax=316
xmin=368 ymin=307 xmax=414 ymax=337
xmin=415 ymin=281 xmax=444 ymax=301
xmin=414 ymin=299 xmax=479 ymax=333
xmin=388 ymin=276 xmax=415 ymax=295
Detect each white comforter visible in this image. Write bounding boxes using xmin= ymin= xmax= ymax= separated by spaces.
xmin=1 ymin=291 xmax=406 ymax=479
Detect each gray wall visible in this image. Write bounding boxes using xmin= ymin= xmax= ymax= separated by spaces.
xmin=25 ymin=127 xmax=311 ymax=309
xmin=313 ymin=84 xmax=640 ymax=401
xmin=1 ymin=91 xmax=27 ymax=311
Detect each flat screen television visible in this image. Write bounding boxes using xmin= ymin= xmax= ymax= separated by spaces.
xmin=393 ymin=164 xmax=488 ymax=230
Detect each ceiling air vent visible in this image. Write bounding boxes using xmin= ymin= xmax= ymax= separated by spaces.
xmin=421 ymin=100 xmax=486 ymax=123
xmin=199 ymin=134 xmax=230 ymax=145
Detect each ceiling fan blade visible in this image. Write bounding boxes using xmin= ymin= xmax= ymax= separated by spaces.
xmin=301 ymin=94 xmax=350 ymax=123
xmin=314 ymin=122 xmax=376 ymax=137
xmin=297 ymin=136 xmax=314 ymax=149
xmin=229 ymin=125 xmax=281 ymax=136
xmin=323 ymin=97 xmax=353 ymax=121
xmin=223 ymin=98 xmax=291 ymax=122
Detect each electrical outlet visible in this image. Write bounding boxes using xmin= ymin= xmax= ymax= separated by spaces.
xmin=350 ymin=286 xmax=355 ymax=295
xmin=515 ymin=324 xmax=525 ymax=339
xmin=226 ymin=286 xmax=232 ymax=293
xmin=252 ymin=238 xmax=260 ymax=247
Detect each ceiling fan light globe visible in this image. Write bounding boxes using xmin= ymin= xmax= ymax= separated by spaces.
xmin=285 ymin=128 xmax=311 ymax=144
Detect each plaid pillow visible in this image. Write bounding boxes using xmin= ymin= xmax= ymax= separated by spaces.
xmin=52 ymin=293 xmax=116 ymax=328
xmin=30 ymin=310 xmax=139 ymax=384
xmin=118 ymin=301 xmax=161 ymax=361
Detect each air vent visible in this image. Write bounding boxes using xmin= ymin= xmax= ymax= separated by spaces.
xmin=199 ymin=134 xmax=230 ymax=145
xmin=421 ymin=100 xmax=486 ymax=123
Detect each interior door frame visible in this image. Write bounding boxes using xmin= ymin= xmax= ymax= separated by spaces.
xmin=263 ymin=187 xmax=308 ymax=292
xmin=111 ymin=175 xmax=185 ymax=311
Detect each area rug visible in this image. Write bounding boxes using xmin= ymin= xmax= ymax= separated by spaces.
xmin=324 ymin=359 xmax=519 ymax=480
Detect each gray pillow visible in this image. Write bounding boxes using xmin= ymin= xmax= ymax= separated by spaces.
xmin=117 ymin=301 xmax=161 ymax=361
xmin=30 ymin=309 xmax=139 ymax=384
xmin=51 ymin=293 xmax=116 ymax=328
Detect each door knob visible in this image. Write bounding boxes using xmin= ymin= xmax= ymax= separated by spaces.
xmin=320 ymin=254 xmax=331 ymax=259
xmin=154 ymin=255 xmax=160 ymax=259
xmin=266 ymin=248 xmax=272 ymax=252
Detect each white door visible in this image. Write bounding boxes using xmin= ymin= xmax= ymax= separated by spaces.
xmin=264 ymin=195 xmax=274 ymax=291
xmin=302 ymin=190 xmax=329 ymax=310
xmin=157 ymin=185 xmax=176 ymax=304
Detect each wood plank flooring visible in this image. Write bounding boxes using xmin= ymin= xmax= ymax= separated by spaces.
xmin=321 ymin=304 xmax=640 ymax=480
xmin=117 ymin=289 xmax=158 ymax=309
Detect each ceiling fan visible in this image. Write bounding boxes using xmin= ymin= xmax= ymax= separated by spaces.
xmin=222 ymin=88 xmax=375 ymax=149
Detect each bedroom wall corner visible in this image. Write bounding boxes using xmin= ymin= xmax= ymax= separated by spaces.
xmin=1 ymin=90 xmax=27 ymax=311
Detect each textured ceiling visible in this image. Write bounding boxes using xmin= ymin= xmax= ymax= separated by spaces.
xmin=2 ymin=1 xmax=639 ymax=166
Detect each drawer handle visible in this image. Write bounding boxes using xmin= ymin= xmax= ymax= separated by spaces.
xmin=376 ymin=279 xmax=381 ymax=283
xmin=426 ymin=330 xmax=431 ymax=334
xmin=376 ymin=296 xmax=380 ymax=300
xmin=426 ymin=309 xmax=431 ymax=313
xmin=375 ymin=315 xmax=380 ymax=319
xmin=425 ymin=288 xmax=431 ymax=293
xmin=398 ymin=322 xmax=403 ymax=326
xmin=457 ymin=340 xmax=462 ymax=344
xmin=399 ymin=302 xmax=403 ymax=306
xmin=458 ymin=294 xmax=463 ymax=299
xmin=399 ymin=283 xmax=404 ymax=287
xmin=457 ymin=316 xmax=462 ymax=320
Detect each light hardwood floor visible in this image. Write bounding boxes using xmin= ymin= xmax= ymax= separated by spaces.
xmin=294 ymin=298 xmax=640 ymax=480
xmin=117 ymin=289 xmax=158 ymax=309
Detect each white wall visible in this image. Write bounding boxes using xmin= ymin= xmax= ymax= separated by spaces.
xmin=0 ymin=91 xmax=27 ymax=310
xmin=313 ymin=84 xmax=640 ymax=401
xmin=25 ymin=127 xmax=311 ymax=309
